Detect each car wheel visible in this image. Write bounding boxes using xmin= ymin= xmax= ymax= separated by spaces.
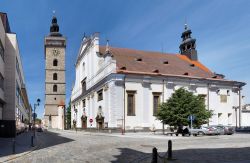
xmin=198 ymin=131 xmax=205 ymax=136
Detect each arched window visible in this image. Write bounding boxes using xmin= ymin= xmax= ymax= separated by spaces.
xmin=53 ymin=59 xmax=58 ymax=66
xmin=53 ymin=85 xmax=57 ymax=92
xmin=53 ymin=73 xmax=57 ymax=80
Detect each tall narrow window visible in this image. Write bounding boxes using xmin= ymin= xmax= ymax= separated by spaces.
xmin=82 ymin=99 xmax=86 ymax=107
xmin=153 ymin=93 xmax=161 ymax=116
xmin=97 ymin=89 xmax=103 ymax=101
xmin=81 ymin=78 xmax=86 ymax=93
xmin=53 ymin=85 xmax=57 ymax=92
xmin=127 ymin=91 xmax=136 ymax=116
xmin=53 ymin=73 xmax=57 ymax=80
xmin=53 ymin=59 xmax=58 ymax=66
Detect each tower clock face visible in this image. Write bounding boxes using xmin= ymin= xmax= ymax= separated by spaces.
xmin=52 ymin=48 xmax=60 ymax=56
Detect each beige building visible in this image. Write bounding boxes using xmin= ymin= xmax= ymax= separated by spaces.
xmin=0 ymin=12 xmax=31 ymax=137
xmin=43 ymin=16 xmax=66 ymax=130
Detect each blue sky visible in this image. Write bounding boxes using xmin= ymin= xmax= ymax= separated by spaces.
xmin=1 ymin=0 xmax=250 ymax=118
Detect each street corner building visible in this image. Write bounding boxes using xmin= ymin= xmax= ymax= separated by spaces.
xmin=0 ymin=12 xmax=32 ymax=137
xmin=43 ymin=16 xmax=66 ymax=130
xmin=70 ymin=24 xmax=246 ymax=131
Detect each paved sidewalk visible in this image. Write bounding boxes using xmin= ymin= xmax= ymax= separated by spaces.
xmin=60 ymin=129 xmax=190 ymax=140
xmin=0 ymin=131 xmax=39 ymax=162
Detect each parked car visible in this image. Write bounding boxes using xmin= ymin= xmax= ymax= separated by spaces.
xmin=190 ymin=126 xmax=218 ymax=136
xmin=210 ymin=125 xmax=225 ymax=135
xmin=210 ymin=125 xmax=234 ymax=135
xmin=37 ymin=127 xmax=43 ymax=132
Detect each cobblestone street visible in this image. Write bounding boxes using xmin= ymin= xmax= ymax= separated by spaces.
xmin=2 ymin=130 xmax=249 ymax=163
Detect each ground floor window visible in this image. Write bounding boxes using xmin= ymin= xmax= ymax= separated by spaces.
xmin=153 ymin=92 xmax=161 ymax=116
xmin=228 ymin=113 xmax=232 ymax=125
xmin=127 ymin=91 xmax=136 ymax=116
xmin=218 ymin=113 xmax=222 ymax=124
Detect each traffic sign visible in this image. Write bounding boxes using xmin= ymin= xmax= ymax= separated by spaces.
xmin=188 ymin=115 xmax=196 ymax=121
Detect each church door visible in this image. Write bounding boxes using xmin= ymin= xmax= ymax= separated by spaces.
xmin=96 ymin=116 xmax=104 ymax=130
xmin=81 ymin=116 xmax=87 ymax=129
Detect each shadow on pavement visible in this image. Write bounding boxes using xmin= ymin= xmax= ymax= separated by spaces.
xmin=0 ymin=130 xmax=74 ymax=159
xmin=34 ymin=130 xmax=74 ymax=151
xmin=111 ymin=147 xmax=250 ymax=163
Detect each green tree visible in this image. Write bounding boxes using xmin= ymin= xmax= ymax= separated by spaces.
xmin=157 ymin=88 xmax=212 ymax=128
xmin=35 ymin=118 xmax=42 ymax=124
xmin=66 ymin=101 xmax=71 ymax=129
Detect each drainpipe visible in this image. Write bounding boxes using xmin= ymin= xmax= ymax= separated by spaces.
xmin=207 ymin=83 xmax=210 ymax=126
xmin=123 ymin=75 xmax=126 ymax=134
xmin=239 ymin=87 xmax=242 ymax=128
xmin=162 ymin=79 xmax=165 ymax=102
xmin=162 ymin=79 xmax=165 ymax=134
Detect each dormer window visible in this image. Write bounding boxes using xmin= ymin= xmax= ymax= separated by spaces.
xmin=120 ymin=66 xmax=127 ymax=70
xmin=183 ymin=72 xmax=189 ymax=75
xmin=163 ymin=61 xmax=169 ymax=64
xmin=153 ymin=69 xmax=159 ymax=73
xmin=190 ymin=64 xmax=195 ymax=67
xmin=136 ymin=58 xmax=142 ymax=62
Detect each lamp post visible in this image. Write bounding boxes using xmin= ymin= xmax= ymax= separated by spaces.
xmin=33 ymin=98 xmax=41 ymax=137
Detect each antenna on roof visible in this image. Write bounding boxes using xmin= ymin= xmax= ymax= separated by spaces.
xmin=106 ymin=39 xmax=110 ymax=54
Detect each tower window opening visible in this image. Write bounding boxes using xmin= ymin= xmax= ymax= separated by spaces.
xmin=53 ymin=59 xmax=58 ymax=66
xmin=53 ymin=73 xmax=57 ymax=80
xmin=53 ymin=85 xmax=57 ymax=92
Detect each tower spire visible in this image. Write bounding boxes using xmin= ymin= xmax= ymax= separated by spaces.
xmin=106 ymin=39 xmax=110 ymax=54
xmin=184 ymin=18 xmax=188 ymax=30
xmin=49 ymin=13 xmax=62 ymax=37
xmin=179 ymin=23 xmax=198 ymax=61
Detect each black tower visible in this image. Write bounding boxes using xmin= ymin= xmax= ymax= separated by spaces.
xmin=179 ymin=24 xmax=197 ymax=61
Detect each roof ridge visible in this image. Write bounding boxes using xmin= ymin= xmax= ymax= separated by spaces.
xmin=99 ymin=45 xmax=177 ymax=56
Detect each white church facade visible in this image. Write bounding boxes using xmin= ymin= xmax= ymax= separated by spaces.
xmin=71 ymin=26 xmax=245 ymax=131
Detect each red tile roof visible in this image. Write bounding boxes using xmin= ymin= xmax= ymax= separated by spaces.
xmin=99 ymin=46 xmax=218 ymax=79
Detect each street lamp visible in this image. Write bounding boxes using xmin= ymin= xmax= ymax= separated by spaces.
xmin=33 ymin=98 xmax=41 ymax=137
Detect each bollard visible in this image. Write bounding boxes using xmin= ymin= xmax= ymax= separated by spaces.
xmin=12 ymin=138 xmax=15 ymax=154
xmin=31 ymin=136 xmax=34 ymax=147
xmin=151 ymin=147 xmax=158 ymax=163
xmin=167 ymin=140 xmax=172 ymax=160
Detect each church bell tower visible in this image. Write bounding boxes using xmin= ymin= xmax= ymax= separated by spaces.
xmin=44 ymin=16 xmax=66 ymax=129
xmin=179 ymin=24 xmax=198 ymax=61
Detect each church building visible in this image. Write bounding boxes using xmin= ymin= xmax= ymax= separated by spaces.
xmin=43 ymin=16 xmax=66 ymax=129
xmin=71 ymin=25 xmax=245 ymax=131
